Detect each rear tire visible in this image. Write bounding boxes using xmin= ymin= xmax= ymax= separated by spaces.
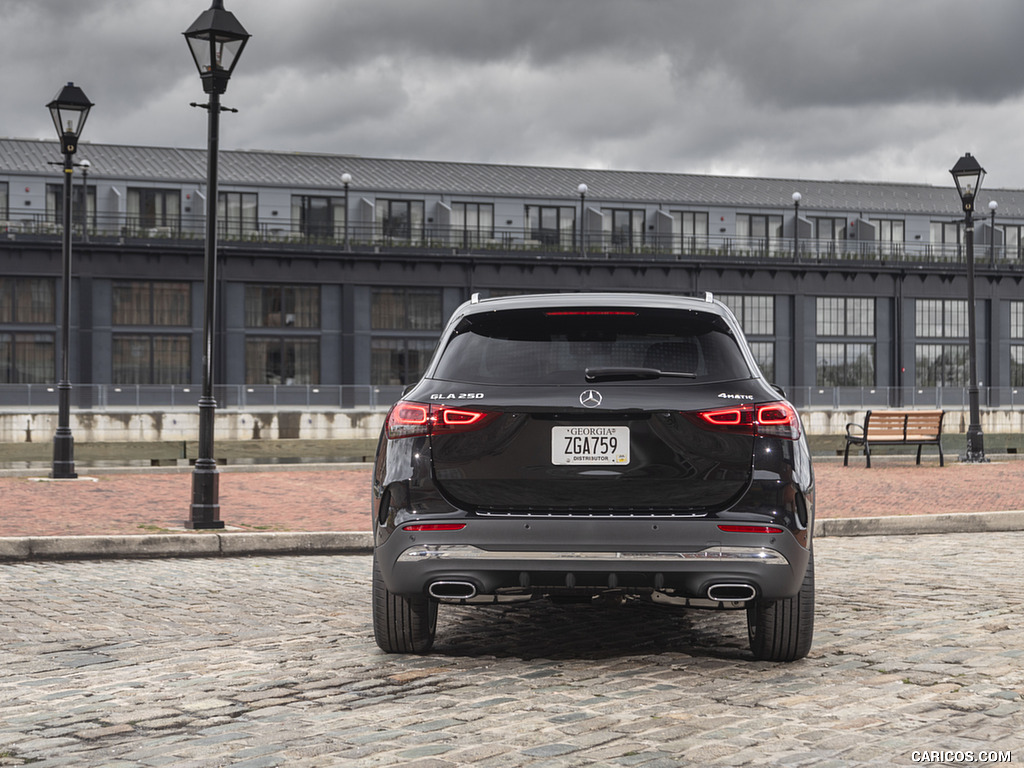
xmin=372 ymin=554 xmax=438 ymax=653
xmin=746 ymin=551 xmax=814 ymax=662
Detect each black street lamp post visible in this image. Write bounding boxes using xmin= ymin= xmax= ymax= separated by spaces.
xmin=46 ymin=82 xmax=93 ymax=480
xmin=950 ymin=152 xmax=987 ymax=463
xmin=184 ymin=0 xmax=250 ymax=528
xmin=577 ymin=183 xmax=587 ymax=258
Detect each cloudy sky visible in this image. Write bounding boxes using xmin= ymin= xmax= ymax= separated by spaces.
xmin=4 ymin=0 xmax=1024 ymax=189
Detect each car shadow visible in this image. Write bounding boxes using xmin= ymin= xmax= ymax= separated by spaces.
xmin=432 ymin=598 xmax=752 ymax=661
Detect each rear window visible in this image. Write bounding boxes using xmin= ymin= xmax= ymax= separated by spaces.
xmin=430 ymin=307 xmax=752 ymax=385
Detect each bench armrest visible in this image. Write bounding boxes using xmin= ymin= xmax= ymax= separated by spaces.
xmin=845 ymin=422 xmax=865 ymax=438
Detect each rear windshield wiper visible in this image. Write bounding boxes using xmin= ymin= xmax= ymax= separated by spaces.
xmin=584 ymin=367 xmax=696 ymax=383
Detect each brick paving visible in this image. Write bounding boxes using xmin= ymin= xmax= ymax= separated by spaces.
xmin=1 ymin=458 xmax=1023 ymax=537
xmin=1 ymin=532 xmax=1022 ymax=766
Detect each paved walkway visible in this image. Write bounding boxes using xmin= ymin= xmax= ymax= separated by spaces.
xmin=1 ymin=458 xmax=1024 ymax=537
xmin=2 ymin=533 xmax=1022 ymax=766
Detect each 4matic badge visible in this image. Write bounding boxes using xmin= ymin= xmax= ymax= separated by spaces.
xmin=718 ymin=392 xmax=754 ymax=401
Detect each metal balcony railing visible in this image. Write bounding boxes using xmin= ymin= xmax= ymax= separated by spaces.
xmin=3 ymin=212 xmax=1022 ymax=267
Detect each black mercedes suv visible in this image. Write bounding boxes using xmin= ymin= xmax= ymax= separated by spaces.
xmin=372 ymin=292 xmax=814 ymax=661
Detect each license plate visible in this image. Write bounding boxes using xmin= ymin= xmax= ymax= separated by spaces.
xmin=551 ymin=426 xmax=630 ymax=465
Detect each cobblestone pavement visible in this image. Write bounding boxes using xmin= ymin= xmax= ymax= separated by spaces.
xmin=1 ymin=533 xmax=1022 ymax=767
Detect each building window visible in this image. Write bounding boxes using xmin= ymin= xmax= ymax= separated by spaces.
xmin=371 ymin=288 xmax=442 ymax=331
xmin=1010 ymin=302 xmax=1024 ymax=386
xmin=244 ymin=285 xmax=320 ymax=328
xmin=371 ymin=338 xmax=436 ymax=386
xmin=111 ymin=282 xmax=191 ymax=384
xmin=1012 ymin=302 xmax=1024 ymax=339
xmin=672 ymin=211 xmax=709 ymax=254
xmin=930 ymin=221 xmax=961 ymax=259
xmin=0 ymin=278 xmax=56 ymax=324
xmin=870 ymin=218 xmax=905 ymax=258
xmin=735 ymin=214 xmax=783 ymax=255
xmin=720 ymin=295 xmax=774 ymax=336
xmin=916 ymin=343 xmax=968 ymax=387
xmin=0 ymin=332 xmax=54 ymax=384
xmin=371 ymin=287 xmax=443 ymax=386
xmin=915 ymin=299 xmax=966 ymax=339
xmin=997 ymin=224 xmax=1023 ymax=261
xmin=1012 ymin=347 xmax=1024 ymax=388
xmin=719 ymin=295 xmax=774 ymax=380
xmin=451 ymin=202 xmax=494 ymax=247
xmin=112 ymin=335 xmax=190 ymax=385
xmin=813 ymin=217 xmax=847 ymax=241
xmin=376 ymin=199 xmax=424 ymax=244
xmin=47 ymin=183 xmax=96 ymax=232
xmin=1 ymin=277 xmax=56 ymax=382
xmin=526 ymin=205 xmax=576 ymax=248
xmin=816 ymin=342 xmax=875 ymax=386
xmin=219 ymin=192 xmax=258 ymax=238
xmin=112 ymin=282 xmax=190 ymax=326
xmin=815 ymin=298 xmax=876 ymax=386
xmin=915 ymin=299 xmax=969 ymax=386
xmin=1 ymin=182 xmax=10 ymax=223
xmin=127 ymin=188 xmax=180 ymax=233
xmin=245 ymin=337 xmax=320 ymax=385
xmin=604 ymin=209 xmax=645 ymax=251
xmin=292 ymin=195 xmax=345 ymax=240
xmin=817 ymin=297 xmax=874 ymax=337
xmin=746 ymin=341 xmax=775 ymax=382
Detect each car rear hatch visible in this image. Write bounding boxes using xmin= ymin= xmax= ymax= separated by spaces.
xmin=411 ymin=304 xmax=765 ymax=516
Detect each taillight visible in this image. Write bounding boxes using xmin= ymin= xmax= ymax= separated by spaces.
xmin=385 ymin=401 xmax=498 ymax=439
xmin=402 ymin=523 xmax=467 ymax=532
xmin=687 ymin=401 xmax=801 ymax=440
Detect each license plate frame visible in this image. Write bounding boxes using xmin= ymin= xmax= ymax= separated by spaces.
xmin=551 ymin=426 xmax=630 ymax=465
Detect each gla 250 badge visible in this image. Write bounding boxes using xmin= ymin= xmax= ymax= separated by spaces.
xmin=430 ymin=392 xmax=485 ymax=400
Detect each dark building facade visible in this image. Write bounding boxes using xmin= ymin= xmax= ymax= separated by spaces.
xmin=3 ymin=137 xmax=1024 ymax=410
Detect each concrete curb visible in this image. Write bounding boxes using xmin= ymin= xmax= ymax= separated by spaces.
xmin=814 ymin=509 xmax=1024 ymax=538
xmin=0 ymin=531 xmax=373 ymax=562
xmin=4 ymin=511 xmax=1024 ymax=561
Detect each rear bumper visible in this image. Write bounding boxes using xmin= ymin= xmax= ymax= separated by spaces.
xmin=376 ymin=517 xmax=811 ymax=601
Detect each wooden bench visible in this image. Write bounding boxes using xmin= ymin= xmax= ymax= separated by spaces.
xmin=843 ymin=410 xmax=945 ymax=468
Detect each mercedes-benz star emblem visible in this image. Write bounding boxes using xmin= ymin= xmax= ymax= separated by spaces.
xmin=579 ymin=389 xmax=602 ymax=408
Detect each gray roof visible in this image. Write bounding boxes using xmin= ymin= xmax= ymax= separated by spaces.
xmin=3 ymin=136 xmax=1023 ymax=218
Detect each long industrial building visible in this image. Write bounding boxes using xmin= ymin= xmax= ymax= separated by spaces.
xmin=3 ymin=136 xmax=1024 ymax=412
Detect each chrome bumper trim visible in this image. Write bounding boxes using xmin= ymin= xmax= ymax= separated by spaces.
xmin=397 ymin=545 xmax=789 ymax=566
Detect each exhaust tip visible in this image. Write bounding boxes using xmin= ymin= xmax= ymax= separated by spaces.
xmin=706 ymin=583 xmax=756 ymax=602
xmin=428 ymin=581 xmax=477 ymax=600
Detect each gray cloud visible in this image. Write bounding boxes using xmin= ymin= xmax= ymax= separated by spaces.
xmin=3 ymin=0 xmax=1024 ymax=189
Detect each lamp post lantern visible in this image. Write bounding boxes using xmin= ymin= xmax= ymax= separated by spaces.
xmin=46 ymin=82 xmax=93 ymax=480
xmin=950 ymin=152 xmax=987 ymax=463
xmin=184 ymin=0 xmax=250 ymax=528
xmin=792 ymin=192 xmax=802 ymax=260
xmin=341 ymin=172 xmax=352 ymax=251
xmin=577 ymin=183 xmax=588 ymax=258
